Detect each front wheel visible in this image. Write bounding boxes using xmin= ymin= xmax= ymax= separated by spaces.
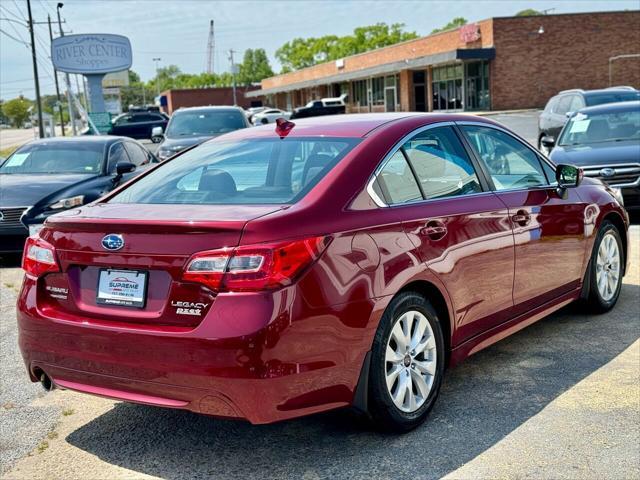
xmin=368 ymin=292 xmax=445 ymax=432
xmin=583 ymin=221 xmax=624 ymax=313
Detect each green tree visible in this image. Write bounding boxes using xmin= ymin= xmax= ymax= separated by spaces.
xmin=238 ymin=48 xmax=274 ymax=85
xmin=2 ymin=97 xmax=32 ymax=127
xmin=276 ymin=23 xmax=418 ymax=72
xmin=516 ymin=9 xmax=543 ymax=16
xmin=431 ymin=17 xmax=467 ymax=34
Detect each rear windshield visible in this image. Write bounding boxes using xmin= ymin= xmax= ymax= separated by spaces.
xmin=0 ymin=142 xmax=104 ymax=174
xmin=585 ymin=91 xmax=640 ymax=107
xmin=109 ymin=137 xmax=359 ymax=205
xmin=166 ymin=110 xmax=246 ymax=137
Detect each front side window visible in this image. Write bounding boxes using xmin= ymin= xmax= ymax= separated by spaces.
xmin=403 ymin=126 xmax=482 ymax=199
xmin=123 ymin=142 xmax=149 ymax=166
xmin=0 ymin=142 xmax=105 ymax=174
xmin=461 ymin=125 xmax=548 ymax=191
xmin=109 ymin=137 xmax=358 ymax=205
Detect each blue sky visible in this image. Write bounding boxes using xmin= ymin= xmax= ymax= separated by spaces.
xmin=1 ymin=0 xmax=638 ymax=99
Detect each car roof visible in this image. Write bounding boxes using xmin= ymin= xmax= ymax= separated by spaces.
xmin=558 ymin=87 xmax=638 ymax=96
xmin=575 ymin=100 xmax=640 ymax=115
xmin=173 ymin=106 xmax=244 ymax=114
xmin=24 ymin=135 xmax=126 ymax=146
xmin=215 ymin=112 xmax=495 ymax=139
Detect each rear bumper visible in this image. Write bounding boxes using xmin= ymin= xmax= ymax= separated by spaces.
xmin=17 ymin=275 xmax=375 ymax=424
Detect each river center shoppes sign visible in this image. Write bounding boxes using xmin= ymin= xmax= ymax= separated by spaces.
xmin=51 ymin=34 xmax=132 ymax=74
xmin=51 ymin=34 xmax=132 ymax=129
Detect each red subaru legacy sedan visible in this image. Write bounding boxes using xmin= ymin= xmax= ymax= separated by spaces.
xmin=17 ymin=113 xmax=629 ymax=431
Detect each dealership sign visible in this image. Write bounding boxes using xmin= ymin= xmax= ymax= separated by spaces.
xmin=51 ymin=34 xmax=132 ymax=74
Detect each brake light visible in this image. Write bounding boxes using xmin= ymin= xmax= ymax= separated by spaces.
xmin=183 ymin=236 xmax=330 ymax=292
xmin=22 ymin=236 xmax=60 ymax=277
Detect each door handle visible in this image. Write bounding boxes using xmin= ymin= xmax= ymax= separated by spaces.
xmin=421 ymin=220 xmax=447 ymax=240
xmin=511 ymin=210 xmax=531 ymax=226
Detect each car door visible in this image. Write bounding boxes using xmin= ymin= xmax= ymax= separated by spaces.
xmin=458 ymin=123 xmax=589 ymax=315
xmin=373 ymin=124 xmax=516 ymax=345
xmin=551 ymin=95 xmax=573 ymax=139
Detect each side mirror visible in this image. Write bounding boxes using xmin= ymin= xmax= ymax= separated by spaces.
xmin=565 ymin=111 xmax=574 ymax=119
xmin=151 ymin=126 xmax=163 ymax=137
xmin=556 ymin=164 xmax=583 ymax=190
xmin=115 ymin=161 xmax=136 ymax=175
xmin=541 ymin=136 xmax=555 ymax=150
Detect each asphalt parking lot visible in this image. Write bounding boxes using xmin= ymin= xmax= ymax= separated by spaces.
xmin=0 ymin=111 xmax=638 ymax=479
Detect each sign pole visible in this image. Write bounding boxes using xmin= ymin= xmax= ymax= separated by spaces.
xmin=85 ymin=74 xmax=107 ymax=113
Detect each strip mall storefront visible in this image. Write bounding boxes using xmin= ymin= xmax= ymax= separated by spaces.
xmin=248 ymin=10 xmax=640 ymax=112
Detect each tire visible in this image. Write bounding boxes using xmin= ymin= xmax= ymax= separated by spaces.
xmin=261 ymin=118 xmax=269 ymax=125
xmin=582 ymin=221 xmax=624 ymax=313
xmin=368 ymin=291 xmax=445 ymax=432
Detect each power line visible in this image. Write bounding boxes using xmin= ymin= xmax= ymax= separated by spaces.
xmin=11 ymin=0 xmax=27 ymax=21
xmin=0 ymin=4 xmax=26 ymax=22
xmin=0 ymin=27 xmax=29 ymax=46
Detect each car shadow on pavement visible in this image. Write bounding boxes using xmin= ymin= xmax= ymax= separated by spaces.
xmin=66 ymin=283 xmax=639 ymax=480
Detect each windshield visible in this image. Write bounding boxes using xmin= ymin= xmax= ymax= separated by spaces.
xmin=166 ymin=110 xmax=246 ymax=137
xmin=0 ymin=142 xmax=104 ymax=174
xmin=109 ymin=137 xmax=359 ymax=205
xmin=558 ymin=108 xmax=640 ymax=146
xmin=585 ymin=91 xmax=640 ymax=107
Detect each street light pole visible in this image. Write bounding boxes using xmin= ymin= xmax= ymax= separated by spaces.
xmin=228 ymin=49 xmax=237 ymax=106
xmin=26 ymin=0 xmax=44 ymax=138
xmin=47 ymin=14 xmax=65 ymax=135
xmin=153 ymin=57 xmax=161 ymax=99
xmin=57 ymin=2 xmax=76 ymax=135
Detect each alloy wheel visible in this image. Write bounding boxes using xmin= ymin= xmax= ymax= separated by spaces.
xmin=385 ymin=310 xmax=437 ymax=413
xmin=596 ymin=231 xmax=621 ymax=302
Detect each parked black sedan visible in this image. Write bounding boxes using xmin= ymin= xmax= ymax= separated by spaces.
xmin=547 ymin=101 xmax=640 ymax=210
xmin=109 ymin=110 xmax=168 ymax=141
xmin=0 ymin=136 xmax=157 ymax=253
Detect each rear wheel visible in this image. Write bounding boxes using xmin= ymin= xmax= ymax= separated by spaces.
xmin=368 ymin=292 xmax=445 ymax=432
xmin=583 ymin=221 xmax=623 ymax=313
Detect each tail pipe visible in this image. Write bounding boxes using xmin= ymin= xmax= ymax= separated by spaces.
xmin=39 ymin=372 xmax=54 ymax=391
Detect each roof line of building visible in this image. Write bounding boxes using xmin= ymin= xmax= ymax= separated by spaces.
xmin=246 ymin=48 xmax=495 ymax=98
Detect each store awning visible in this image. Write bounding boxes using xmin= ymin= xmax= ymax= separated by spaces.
xmin=247 ymin=48 xmax=496 ymax=98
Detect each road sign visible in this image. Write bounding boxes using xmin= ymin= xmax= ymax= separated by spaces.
xmin=88 ymin=112 xmax=112 ymax=134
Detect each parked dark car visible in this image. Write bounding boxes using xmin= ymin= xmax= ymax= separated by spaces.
xmin=109 ymin=111 xmax=169 ymax=140
xmin=17 ymin=114 xmax=628 ymax=432
xmin=547 ymin=101 xmax=640 ymax=210
xmin=290 ymin=95 xmax=347 ymax=119
xmin=538 ymin=87 xmax=639 ymax=153
xmin=0 ymin=136 xmax=157 ymax=253
xmin=155 ymin=106 xmax=250 ymax=161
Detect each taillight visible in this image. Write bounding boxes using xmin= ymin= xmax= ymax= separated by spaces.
xmin=22 ymin=236 xmax=60 ymax=277
xmin=183 ymin=236 xmax=330 ymax=292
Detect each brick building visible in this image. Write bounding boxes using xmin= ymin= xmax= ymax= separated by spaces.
xmin=247 ymin=10 xmax=640 ymax=112
xmin=160 ymin=86 xmax=264 ymax=115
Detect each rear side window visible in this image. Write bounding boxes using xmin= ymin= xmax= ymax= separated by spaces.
xmin=109 ymin=137 xmax=359 ymax=205
xmin=403 ymin=126 xmax=481 ymax=199
xmin=374 ymin=151 xmax=422 ymax=205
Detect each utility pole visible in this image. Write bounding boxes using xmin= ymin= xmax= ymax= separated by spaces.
xmin=26 ymin=0 xmax=44 ymax=138
xmin=228 ymin=49 xmax=237 ymax=106
xmin=57 ymin=2 xmax=76 ymax=135
xmin=206 ymin=20 xmax=214 ymax=74
xmin=47 ymin=14 xmax=65 ymax=135
xmin=153 ymin=57 xmax=161 ymax=99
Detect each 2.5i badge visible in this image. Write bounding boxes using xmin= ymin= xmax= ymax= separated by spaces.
xmin=171 ymin=301 xmax=209 ymax=316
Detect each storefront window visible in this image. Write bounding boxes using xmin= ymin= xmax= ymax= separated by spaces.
xmin=465 ymin=60 xmax=490 ymax=110
xmin=353 ymin=79 xmax=368 ymax=107
xmin=432 ymin=64 xmax=463 ymax=111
